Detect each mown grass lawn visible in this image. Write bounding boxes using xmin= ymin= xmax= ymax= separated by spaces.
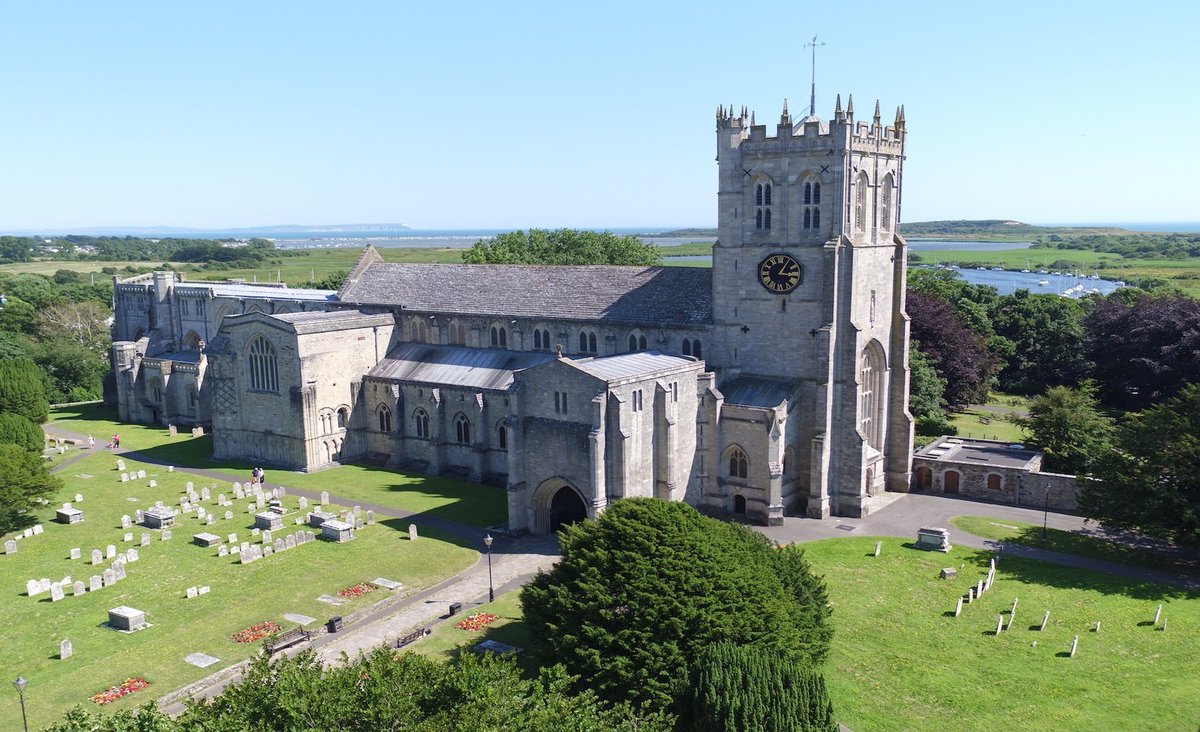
xmin=806 ymin=537 xmax=1200 ymax=732
xmin=0 ymin=450 xmax=477 ymax=729
xmin=48 ymin=405 xmax=508 ymax=528
xmin=412 ymin=590 xmax=538 ymax=673
xmin=949 ymin=515 xmax=1199 ymax=577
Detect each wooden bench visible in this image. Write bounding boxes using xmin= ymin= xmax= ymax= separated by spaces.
xmin=264 ymin=627 xmax=312 ymax=655
xmin=393 ymin=628 xmax=431 ymax=650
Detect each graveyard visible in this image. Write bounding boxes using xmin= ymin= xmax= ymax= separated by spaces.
xmin=2 ymin=414 xmax=491 ymax=729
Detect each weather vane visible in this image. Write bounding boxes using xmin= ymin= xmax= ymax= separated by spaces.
xmin=804 ymin=35 xmax=826 ymax=117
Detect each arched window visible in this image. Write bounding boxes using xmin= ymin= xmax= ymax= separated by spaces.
xmin=183 ymin=331 xmax=201 ymax=351
xmin=490 ymin=326 xmax=507 ymax=348
xmin=497 ymin=420 xmax=507 ymax=450
xmin=802 ymin=177 xmax=821 ymax=230
xmin=755 ymin=181 xmax=773 ymax=230
xmin=454 ymin=413 xmax=470 ymax=444
xmin=682 ymin=338 xmax=691 ymax=357
xmin=880 ymin=173 xmax=895 ymax=231
xmin=578 ymin=332 xmax=588 ymax=353
xmin=728 ymin=447 xmax=748 ymax=480
xmin=413 ymin=408 xmax=429 ymax=439
xmin=535 ymin=329 xmax=551 ymax=350
xmin=859 ymin=341 xmax=887 ymax=451
xmin=733 ymin=494 xmax=747 ymax=515
xmin=578 ymin=331 xmax=596 ymax=354
xmin=448 ymin=323 xmax=466 ymax=345
xmin=628 ymin=334 xmax=637 ymax=352
xmin=247 ymin=336 xmax=278 ymax=392
xmin=377 ymin=404 xmax=392 ymax=432
xmin=803 ymin=209 xmax=811 ymax=228
xmin=987 ymin=474 xmax=1002 ymax=491
xmin=855 ymin=172 xmax=870 ymax=233
xmin=337 ymin=407 xmax=349 ymax=429
xmin=412 ymin=319 xmax=428 ymax=343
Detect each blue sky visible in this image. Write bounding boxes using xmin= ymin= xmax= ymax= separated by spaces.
xmin=1 ymin=1 xmax=1195 ymax=231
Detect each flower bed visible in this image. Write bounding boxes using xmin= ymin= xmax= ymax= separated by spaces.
xmin=231 ymin=621 xmax=281 ymax=643
xmin=455 ymin=612 xmax=498 ymax=632
xmin=338 ymin=582 xmax=376 ymax=600
xmin=91 ymin=677 xmax=149 ymax=705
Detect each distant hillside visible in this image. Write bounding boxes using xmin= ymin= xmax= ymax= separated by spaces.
xmin=901 ymin=220 xmax=1132 ymax=240
xmin=652 ymin=228 xmax=717 ymax=237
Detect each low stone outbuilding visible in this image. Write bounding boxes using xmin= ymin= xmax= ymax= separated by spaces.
xmin=911 ymin=437 xmax=1079 ymax=511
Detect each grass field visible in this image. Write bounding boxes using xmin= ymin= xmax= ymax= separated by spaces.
xmin=950 ymin=515 xmax=1199 ymax=577
xmin=0 ymin=450 xmax=477 ymax=729
xmin=48 ymin=405 xmax=508 ymax=528
xmin=947 ymin=392 xmax=1030 ymax=443
xmin=808 ymin=537 xmax=1200 ymax=731
xmin=412 ymin=590 xmax=537 ymax=673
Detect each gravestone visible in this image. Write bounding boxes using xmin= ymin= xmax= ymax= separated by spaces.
xmin=168 ymin=465 xmax=174 ymax=472
xmin=89 ymin=575 xmax=102 ymax=592
xmin=113 ymin=562 xmax=126 ymax=580
xmin=116 ymin=459 xmax=126 ymax=471
xmin=263 ymin=545 xmax=273 ymax=557
xmin=123 ymin=532 xmax=133 ymax=542
xmin=218 ymin=545 xmax=229 ymax=557
xmin=1153 ymin=604 xmax=1162 ymax=625
xmin=954 ymin=597 xmax=963 ymax=617
xmin=224 ymin=511 xmax=233 ymax=520
xmin=1159 ymin=618 xmax=1168 ymax=632
xmin=409 ymin=524 xmax=418 ymax=541
xmin=256 ymin=495 xmax=265 ymax=508
xmin=915 ymin=527 xmax=951 ymax=552
xmin=995 ymin=615 xmax=1004 ymax=635
xmin=141 ymin=533 xmax=151 ymax=547
xmin=1093 ymin=621 xmax=1101 ymax=633
xmin=103 ymin=569 xmax=116 ymax=587
xmin=966 ymin=588 xmax=974 ymax=604
xmin=274 ymin=538 xmax=285 ymax=553
xmin=108 ymin=606 xmax=147 ymax=632
xmin=186 ymin=587 xmax=198 ymax=599
xmin=874 ymin=541 xmax=881 ymax=557
xmin=50 ymin=582 xmax=65 ymax=602
xmin=320 ymin=491 xmax=329 ymax=505
xmin=127 ymin=548 xmax=139 ymax=562
xmin=121 ymin=473 xmax=129 ymax=482
xmin=162 ymin=530 xmax=172 ymax=541
xmin=186 ymin=481 xmax=194 ymax=492
xmin=355 ymin=518 xmax=365 ymax=530
xmin=5 ymin=540 xmax=17 ymax=555
xmin=91 ymin=549 xmax=103 ymax=565
xmin=201 ymin=487 xmax=210 ymax=501
xmin=1069 ymin=635 xmax=1079 ymax=657
xmin=199 ymin=586 xmax=209 ymax=595
xmin=247 ymin=504 xmax=256 ymax=514
xmin=72 ymin=580 xmax=85 ymax=596
xmin=75 ymin=493 xmax=83 ymax=502
xmin=60 ymin=639 xmax=73 ymax=660
xmin=366 ymin=510 xmax=375 ymax=525
xmin=261 ymin=530 xmax=272 ymax=545
xmin=197 ymin=508 xmax=206 ymax=519
xmin=169 ymin=424 xmax=177 ymax=436
xmin=976 ymin=579 xmax=984 ymax=596
xmin=148 ymin=479 xmax=157 ymax=488
xmin=285 ymin=534 xmax=296 ymax=550
xmin=135 ymin=509 xmax=144 ymax=523
xmin=1039 ymin=610 xmax=1050 ymax=631
xmin=240 ymin=541 xmax=250 ymax=552
xmin=206 ymin=515 xmax=216 ymax=525
xmin=32 ymin=524 xmax=43 ymax=535
xmin=26 ymin=579 xmax=40 ymax=596
xmin=1006 ymin=608 xmax=1016 ymax=630
xmin=939 ymin=568 xmax=957 ymax=580
xmin=353 ymin=505 xmax=361 ymax=517
xmin=70 ymin=547 xmax=81 ymax=560
xmin=137 ymin=470 xmax=146 ymax=479
xmin=60 ymin=574 xmax=72 ymax=586
xmin=298 ymin=497 xmax=308 ymax=510
xmin=106 ymin=544 xmax=116 ymax=559
xmin=1010 ymin=597 xmax=1019 ymax=613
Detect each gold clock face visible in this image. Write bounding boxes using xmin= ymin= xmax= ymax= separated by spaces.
xmin=758 ymin=253 xmax=802 ymax=293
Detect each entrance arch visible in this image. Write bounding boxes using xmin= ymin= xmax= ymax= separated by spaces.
xmin=915 ymin=467 xmax=932 ymax=490
xmin=531 ymin=478 xmax=590 ymax=535
xmin=733 ymin=494 xmax=747 ymax=515
xmin=943 ymin=470 xmax=960 ymax=494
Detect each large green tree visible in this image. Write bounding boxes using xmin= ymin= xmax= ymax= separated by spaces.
xmin=991 ymin=290 xmax=1090 ymax=393
xmin=0 ymin=357 xmax=48 ymax=424
xmin=462 ymin=229 xmax=662 ymax=266
xmin=1015 ymin=382 xmax=1113 ymax=475
xmin=0 ymin=412 xmax=42 ymax=452
xmin=1080 ymin=384 xmax=1200 ymax=547
xmin=0 ymin=443 xmax=61 ymax=535
xmin=687 ymin=642 xmax=837 ymax=732
xmin=520 ymin=499 xmax=831 ymax=712
xmin=909 ymin=342 xmax=954 ymax=436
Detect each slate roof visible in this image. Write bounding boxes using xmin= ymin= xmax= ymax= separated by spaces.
xmin=367 ymin=343 xmax=555 ymax=391
xmin=204 ymin=283 xmax=337 ymax=302
xmin=338 ymin=262 xmax=713 ymax=326
xmin=571 ymin=351 xmax=697 ymax=383
xmin=719 ymin=376 xmax=797 ymax=408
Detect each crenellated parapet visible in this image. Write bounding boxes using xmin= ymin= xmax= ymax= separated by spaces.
xmin=718 ymin=95 xmax=905 ymax=155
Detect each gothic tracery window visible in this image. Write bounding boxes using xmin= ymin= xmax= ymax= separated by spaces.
xmin=859 ymin=341 xmax=887 ymax=451
xmin=728 ymin=447 xmax=748 ymax=479
xmin=755 ymin=181 xmax=773 ymax=230
xmin=377 ymin=404 xmax=392 ymax=432
xmin=247 ymin=336 xmax=278 ymax=392
xmin=414 ymin=408 xmax=429 ymax=439
xmin=454 ymin=413 xmax=471 ymax=444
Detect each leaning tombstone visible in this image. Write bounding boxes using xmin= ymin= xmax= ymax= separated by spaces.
xmin=60 ymin=639 xmax=73 ymax=660
xmin=1069 ymin=635 xmax=1079 ymax=657
xmin=1153 ymin=604 xmax=1162 ymax=625
xmin=26 ymin=579 xmax=40 ymax=596
xmin=1039 ymin=610 xmax=1050 ymax=631
xmin=995 ymin=615 xmax=1004 ymax=635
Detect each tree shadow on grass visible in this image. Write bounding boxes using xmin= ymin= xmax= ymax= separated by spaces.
xmin=981 ymin=552 xmax=1200 ymax=601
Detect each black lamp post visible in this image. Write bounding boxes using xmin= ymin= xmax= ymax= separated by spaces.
xmin=484 ymin=534 xmax=495 ymax=603
xmin=13 ymin=676 xmax=29 ymax=732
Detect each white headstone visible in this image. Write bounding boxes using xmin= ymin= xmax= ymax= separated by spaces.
xmin=995 ymin=614 xmax=1004 ymax=635
xmin=198 ymin=586 xmax=209 ymax=595
xmin=135 ymin=509 xmax=144 ymax=522
xmin=127 ymin=548 xmax=139 ymax=562
xmin=102 ymin=569 xmax=116 ymax=587
xmin=976 ymin=579 xmax=984 ymax=596
xmin=261 ymin=530 xmax=271 ymax=544
xmin=233 ymin=481 xmax=242 ymax=493
xmin=162 ymin=530 xmax=172 ymax=540
xmin=206 ymin=515 xmax=215 ymax=525
xmin=1011 ymin=597 xmax=1019 ymax=613
xmin=5 ymin=540 xmax=17 ymax=555
xmin=285 ymin=534 xmax=296 ymax=549
xmin=23 ymin=528 xmax=31 ymax=538
xmin=1153 ymin=604 xmax=1162 ymax=625
xmin=1069 ymin=635 xmax=1079 ymax=657
xmin=874 ymin=541 xmax=881 ymax=557
xmin=72 ymin=580 xmax=85 ymax=596
xmin=320 ymin=491 xmax=329 ymax=505
xmin=60 ymin=639 xmax=73 ymax=659
xmin=186 ymin=587 xmax=198 ymax=599
xmin=408 ymin=524 xmax=418 ymax=541
xmin=121 ymin=473 xmax=129 ymax=482
xmin=113 ymin=562 xmax=126 ymax=580
xmin=50 ymin=583 xmax=65 ymax=602
xmin=168 ymin=465 xmax=174 ymax=472
xmin=140 ymin=533 xmax=150 ymax=546
xmin=966 ymin=588 xmax=974 ymax=603
xmin=123 ymin=532 xmax=133 ymax=542
xmin=91 ymin=549 xmax=103 ymax=565
xmin=251 ymin=528 xmax=261 ymax=536
xmin=299 ymin=497 xmax=308 ymax=510
xmin=240 ymin=541 xmax=250 ymax=552
xmin=148 ymin=479 xmax=157 ymax=488
xmin=137 ymin=469 xmax=146 ymax=479
xmin=1093 ymin=621 xmax=1101 ymax=633
xmin=186 ymin=481 xmax=194 ymax=491
xmin=225 ymin=511 xmax=233 ymax=520
xmin=32 ymin=524 xmax=43 ymax=535
xmin=366 ymin=510 xmax=375 ymax=525
xmin=274 ymin=538 xmax=285 ymax=553
xmin=954 ymin=597 xmax=963 ymax=617
xmin=75 ymin=493 xmax=83 ymax=502
xmin=1040 ymin=610 xmax=1050 ymax=631
xmin=106 ymin=544 xmax=116 ymax=559
xmin=89 ymin=575 xmax=102 ymax=592
xmin=68 ymin=546 xmax=81 ymax=560
xmin=116 ymin=459 xmax=126 ymax=471
xmin=26 ymin=579 xmax=40 ymax=596
xmin=1160 ymin=618 xmax=1168 ymax=632
xmin=218 ymin=545 xmax=228 ymax=557
xmin=201 ymin=487 xmax=210 ymax=501
xmin=263 ymin=545 xmax=273 ymax=557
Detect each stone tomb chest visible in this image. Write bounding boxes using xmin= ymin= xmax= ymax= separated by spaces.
xmin=320 ymin=520 xmax=354 ymax=543
xmin=254 ymin=511 xmax=284 ymax=531
xmin=56 ymin=507 xmax=84 ymax=524
xmin=915 ymin=527 xmax=952 ymax=552
xmin=192 ymin=532 xmax=222 ymax=548
xmin=307 ymin=510 xmax=335 ymax=528
xmin=143 ymin=506 xmax=176 ymax=529
xmin=108 ymin=605 xmax=148 ymax=632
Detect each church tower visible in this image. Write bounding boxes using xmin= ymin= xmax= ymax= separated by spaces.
xmin=710 ymin=97 xmax=913 ymax=518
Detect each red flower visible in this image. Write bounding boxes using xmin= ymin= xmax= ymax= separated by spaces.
xmin=230 ymin=621 xmax=282 ymax=643
xmin=338 ymin=582 xmax=377 ymax=599
xmin=90 ymin=677 xmax=149 ymax=705
xmin=455 ymin=613 xmax=498 ymax=631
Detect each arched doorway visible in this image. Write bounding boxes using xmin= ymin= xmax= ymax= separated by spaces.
xmin=915 ymin=467 xmax=932 ymax=490
xmin=733 ymin=494 xmax=747 ymax=515
xmin=549 ymin=486 xmax=587 ymax=532
xmin=944 ymin=470 xmax=960 ymax=494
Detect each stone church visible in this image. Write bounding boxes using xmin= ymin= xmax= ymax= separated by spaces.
xmin=109 ymin=96 xmax=913 ymax=534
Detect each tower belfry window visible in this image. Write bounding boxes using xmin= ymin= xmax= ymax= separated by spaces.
xmin=755 ymin=181 xmax=773 ymax=230
xmin=803 ymin=179 xmax=821 ymax=230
